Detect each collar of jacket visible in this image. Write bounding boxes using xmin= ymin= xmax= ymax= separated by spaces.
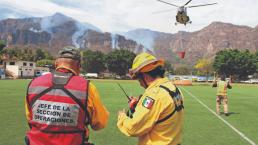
xmin=56 ymin=68 xmax=75 ymax=75
xmin=145 ymin=77 xmax=170 ymax=92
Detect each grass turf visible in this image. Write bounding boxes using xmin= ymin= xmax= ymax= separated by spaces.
xmin=0 ymin=79 xmax=257 ymax=145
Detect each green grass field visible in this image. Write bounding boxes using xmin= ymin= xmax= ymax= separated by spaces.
xmin=0 ymin=79 xmax=257 ymax=145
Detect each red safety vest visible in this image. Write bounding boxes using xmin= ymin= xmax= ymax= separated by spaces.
xmin=26 ymin=71 xmax=90 ymax=145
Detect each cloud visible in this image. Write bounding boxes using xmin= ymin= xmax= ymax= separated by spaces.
xmin=0 ymin=0 xmax=258 ymax=33
xmin=0 ymin=5 xmax=31 ymax=19
xmin=48 ymin=0 xmax=103 ymax=13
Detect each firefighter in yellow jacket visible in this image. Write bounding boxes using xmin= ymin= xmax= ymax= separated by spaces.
xmin=117 ymin=52 xmax=184 ymax=145
xmin=212 ymin=75 xmax=232 ymax=116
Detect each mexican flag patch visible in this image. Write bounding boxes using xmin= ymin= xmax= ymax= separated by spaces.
xmin=142 ymin=97 xmax=155 ymax=109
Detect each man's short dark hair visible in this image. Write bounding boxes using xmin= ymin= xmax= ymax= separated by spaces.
xmin=145 ymin=66 xmax=165 ymax=78
xmin=221 ymin=75 xmax=226 ymax=81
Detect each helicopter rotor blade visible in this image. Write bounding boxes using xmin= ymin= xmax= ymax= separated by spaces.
xmin=152 ymin=9 xmax=175 ymax=14
xmin=157 ymin=0 xmax=179 ymax=7
xmin=188 ymin=3 xmax=218 ymax=8
xmin=184 ymin=0 xmax=192 ymax=6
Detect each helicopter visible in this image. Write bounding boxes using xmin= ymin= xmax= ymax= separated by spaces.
xmin=157 ymin=0 xmax=217 ymax=25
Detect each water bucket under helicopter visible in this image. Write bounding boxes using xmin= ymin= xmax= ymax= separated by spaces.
xmin=177 ymin=51 xmax=186 ymax=59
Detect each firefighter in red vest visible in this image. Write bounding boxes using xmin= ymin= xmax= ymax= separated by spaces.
xmin=25 ymin=46 xmax=109 ymax=145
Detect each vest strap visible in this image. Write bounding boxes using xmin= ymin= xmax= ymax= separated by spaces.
xmin=84 ymin=80 xmax=90 ymax=125
xmin=52 ymin=71 xmax=86 ymax=113
xmin=41 ymin=129 xmax=84 ymax=134
xmin=61 ymin=87 xmax=86 ymax=112
xmin=156 ymin=108 xmax=177 ymax=124
xmin=81 ymin=80 xmax=90 ymax=144
xmin=26 ymin=79 xmax=34 ymax=129
xmin=156 ymin=85 xmax=184 ymax=124
xmin=29 ymin=123 xmax=84 ymax=134
xmin=29 ymin=86 xmax=54 ymax=108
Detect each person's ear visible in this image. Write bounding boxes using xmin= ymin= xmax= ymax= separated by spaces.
xmin=77 ymin=61 xmax=81 ymax=68
xmin=54 ymin=60 xmax=58 ymax=67
xmin=143 ymin=73 xmax=150 ymax=82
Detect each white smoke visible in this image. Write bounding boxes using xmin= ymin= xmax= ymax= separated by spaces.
xmin=72 ymin=22 xmax=101 ymax=48
xmin=29 ymin=27 xmax=43 ymax=33
xmin=111 ymin=33 xmax=118 ymax=49
xmin=40 ymin=13 xmax=73 ymax=33
xmin=39 ymin=13 xmax=102 ymax=48
xmin=121 ymin=29 xmax=159 ymax=52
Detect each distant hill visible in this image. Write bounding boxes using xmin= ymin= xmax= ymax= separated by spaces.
xmin=0 ymin=13 xmax=257 ymax=65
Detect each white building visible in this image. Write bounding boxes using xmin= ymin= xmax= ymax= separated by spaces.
xmin=3 ymin=60 xmax=36 ymax=78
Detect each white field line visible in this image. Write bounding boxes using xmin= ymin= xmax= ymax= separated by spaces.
xmin=180 ymin=87 xmax=257 ymax=145
xmin=234 ymin=97 xmax=258 ymax=100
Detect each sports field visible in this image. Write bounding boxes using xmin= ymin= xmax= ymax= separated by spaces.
xmin=0 ymin=79 xmax=257 ymax=145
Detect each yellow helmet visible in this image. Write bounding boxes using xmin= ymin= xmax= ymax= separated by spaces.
xmin=129 ymin=52 xmax=164 ymax=79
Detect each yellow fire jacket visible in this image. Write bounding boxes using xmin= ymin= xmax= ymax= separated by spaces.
xmin=25 ymin=82 xmax=109 ymax=131
xmin=217 ymin=81 xmax=228 ymax=96
xmin=117 ymin=77 xmax=184 ymax=145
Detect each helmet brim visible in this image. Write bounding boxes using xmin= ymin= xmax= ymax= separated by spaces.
xmin=129 ymin=59 xmax=164 ymax=79
xmin=140 ymin=59 xmax=164 ymax=73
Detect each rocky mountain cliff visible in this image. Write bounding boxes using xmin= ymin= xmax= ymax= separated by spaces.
xmin=0 ymin=13 xmax=143 ymax=54
xmin=127 ymin=22 xmax=258 ymax=65
xmin=0 ymin=13 xmax=257 ymax=65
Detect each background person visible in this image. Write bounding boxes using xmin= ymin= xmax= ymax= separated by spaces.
xmin=212 ymin=75 xmax=232 ymax=116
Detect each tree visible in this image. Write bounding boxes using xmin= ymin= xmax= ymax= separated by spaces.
xmin=1 ymin=47 xmax=20 ymax=60
xmin=164 ymin=61 xmax=174 ymax=73
xmin=1 ymin=47 xmax=54 ymax=62
xmin=36 ymin=59 xmax=54 ymax=67
xmin=0 ymin=40 xmax=6 ymax=52
xmin=34 ymin=49 xmax=46 ymax=61
xmin=20 ymin=48 xmax=34 ymax=61
xmin=213 ymin=49 xmax=257 ymax=79
xmin=0 ymin=40 xmax=6 ymax=63
xmin=33 ymin=48 xmax=54 ymax=61
xmin=1 ymin=47 xmax=31 ymax=61
xmin=106 ymin=49 xmax=136 ymax=76
xmin=81 ymin=50 xmax=106 ymax=73
xmin=194 ymin=58 xmax=213 ymax=76
xmin=174 ymin=66 xmax=190 ymax=75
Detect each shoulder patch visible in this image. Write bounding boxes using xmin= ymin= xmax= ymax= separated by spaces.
xmin=142 ymin=97 xmax=155 ymax=109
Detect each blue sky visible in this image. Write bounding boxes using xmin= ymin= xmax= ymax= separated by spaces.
xmin=0 ymin=0 xmax=258 ymax=33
